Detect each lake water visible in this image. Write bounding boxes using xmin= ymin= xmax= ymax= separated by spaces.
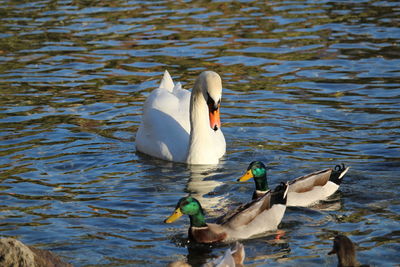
xmin=0 ymin=0 xmax=399 ymax=266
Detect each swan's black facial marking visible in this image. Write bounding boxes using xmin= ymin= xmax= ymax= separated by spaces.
xmin=207 ymin=92 xmax=220 ymax=111
xmin=206 ymin=92 xmax=221 ymax=132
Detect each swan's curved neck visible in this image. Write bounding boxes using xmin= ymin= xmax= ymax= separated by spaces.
xmin=186 ymin=81 xmax=215 ymax=164
xmin=185 ymin=71 xmax=224 ymax=165
xmin=190 ymin=80 xmax=209 ymax=131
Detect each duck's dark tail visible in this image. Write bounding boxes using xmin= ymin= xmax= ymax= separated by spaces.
xmin=271 ymin=182 xmax=289 ymax=205
xmin=330 ymin=164 xmax=350 ymax=185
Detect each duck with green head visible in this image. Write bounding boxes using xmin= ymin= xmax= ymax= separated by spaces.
xmin=164 ymin=184 xmax=289 ymax=244
xmin=238 ymin=161 xmax=270 ymax=200
xmin=238 ymin=161 xmax=349 ymax=207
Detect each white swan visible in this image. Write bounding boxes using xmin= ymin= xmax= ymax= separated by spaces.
xmin=135 ymin=70 xmax=226 ymax=165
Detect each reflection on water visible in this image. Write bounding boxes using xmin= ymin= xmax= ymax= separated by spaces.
xmin=1 ymin=0 xmax=399 ymax=266
xmin=186 ymin=165 xmax=227 ymax=217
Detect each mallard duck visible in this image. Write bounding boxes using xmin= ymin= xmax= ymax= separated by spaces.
xmin=136 ymin=70 xmax=225 ymax=165
xmin=164 ymin=183 xmax=289 ymax=243
xmin=238 ymin=161 xmax=349 ymax=207
xmin=328 ymin=234 xmax=370 ymax=267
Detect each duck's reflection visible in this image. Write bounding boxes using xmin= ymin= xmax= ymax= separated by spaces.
xmin=186 ymin=242 xmax=213 ymax=266
xmin=309 ymin=194 xmax=343 ymax=211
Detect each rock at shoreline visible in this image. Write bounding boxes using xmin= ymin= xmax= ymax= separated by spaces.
xmin=0 ymin=238 xmax=72 ymax=267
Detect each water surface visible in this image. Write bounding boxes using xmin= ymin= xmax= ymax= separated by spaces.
xmin=1 ymin=0 xmax=399 ymax=266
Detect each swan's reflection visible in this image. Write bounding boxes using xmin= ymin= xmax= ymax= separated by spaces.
xmin=186 ymin=164 xmax=228 ymax=218
xmin=136 ymin=154 xmax=233 ymax=218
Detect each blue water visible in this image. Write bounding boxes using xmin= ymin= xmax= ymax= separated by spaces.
xmin=0 ymin=0 xmax=399 ymax=266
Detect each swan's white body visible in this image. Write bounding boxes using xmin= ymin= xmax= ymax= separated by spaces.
xmin=136 ymin=70 xmax=226 ymax=165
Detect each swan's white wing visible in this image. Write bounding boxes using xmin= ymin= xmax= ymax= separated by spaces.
xmin=136 ymin=74 xmax=191 ymax=162
xmin=170 ymin=82 xmax=191 ymax=132
xmin=159 ymin=70 xmax=174 ymax=92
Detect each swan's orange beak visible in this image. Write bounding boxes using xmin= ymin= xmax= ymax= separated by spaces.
xmin=209 ymin=104 xmax=221 ymax=131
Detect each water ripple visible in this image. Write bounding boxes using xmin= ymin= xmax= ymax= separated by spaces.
xmin=0 ymin=0 xmax=399 ymax=266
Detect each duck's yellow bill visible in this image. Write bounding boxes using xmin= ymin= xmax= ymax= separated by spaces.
xmin=238 ymin=170 xmax=253 ymax=182
xmin=164 ymin=208 xmax=183 ymax=223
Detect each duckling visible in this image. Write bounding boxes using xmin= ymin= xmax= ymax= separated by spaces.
xmin=328 ymin=234 xmax=370 ymax=267
xmin=238 ymin=161 xmax=349 ymax=207
xmin=164 ymin=182 xmax=289 ymax=243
